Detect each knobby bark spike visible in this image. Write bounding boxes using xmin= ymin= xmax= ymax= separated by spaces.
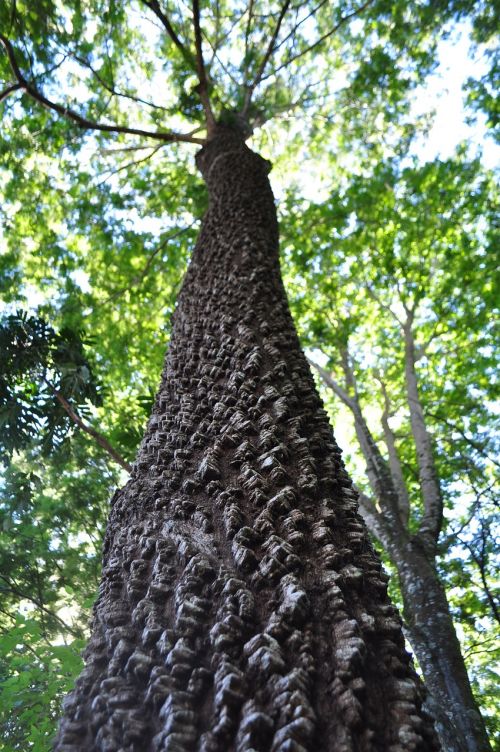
xmin=55 ymin=127 xmax=439 ymax=751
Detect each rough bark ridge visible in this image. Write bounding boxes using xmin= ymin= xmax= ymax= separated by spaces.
xmin=55 ymin=129 xmax=439 ymax=752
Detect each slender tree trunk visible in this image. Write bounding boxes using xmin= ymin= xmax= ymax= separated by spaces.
xmin=311 ymin=360 xmax=493 ymax=750
xmin=390 ymin=539 xmax=492 ymax=752
xmin=55 ymin=127 xmax=438 ymax=751
xmin=403 ymin=321 xmax=443 ymax=552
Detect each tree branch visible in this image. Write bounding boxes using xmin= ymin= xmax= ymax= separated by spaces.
xmin=355 ymin=488 xmax=392 ymax=550
xmin=0 ymin=617 xmax=42 ymax=660
xmin=243 ymin=0 xmax=255 ymax=82
xmin=457 ymin=532 xmax=500 ymax=625
xmin=47 ymin=383 xmax=132 ymax=472
xmin=97 ymin=222 xmax=195 ymax=306
xmin=202 ymin=29 xmax=241 ymax=88
xmin=0 ymin=81 xmax=21 ymax=102
xmin=307 ymin=357 xmax=356 ymax=409
xmin=259 ymin=0 xmax=375 ymax=84
xmin=272 ymin=0 xmax=328 ymax=55
xmin=0 ymin=573 xmax=81 ymax=638
xmin=210 ymin=0 xmax=222 ymax=64
xmin=242 ymin=0 xmax=291 ymax=114
xmin=0 ymin=34 xmax=205 ymax=144
xmin=141 ymin=0 xmax=196 ymax=70
xmin=365 ymin=280 xmax=405 ymax=327
xmin=70 ymin=52 xmax=169 ymax=111
xmin=95 ymin=142 xmax=165 ymax=187
xmin=426 ymin=410 xmax=500 ymax=469
xmin=192 ymin=0 xmax=216 ymax=135
xmin=309 ymin=354 xmax=405 ymax=532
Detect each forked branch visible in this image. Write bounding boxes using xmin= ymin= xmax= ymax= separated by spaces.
xmin=70 ymin=52 xmax=170 ymax=111
xmin=403 ymin=319 xmax=443 ymax=551
xmin=141 ymin=0 xmax=196 ymax=70
xmin=0 ymin=81 xmax=21 ymax=102
xmin=309 ymin=355 xmax=405 ymax=531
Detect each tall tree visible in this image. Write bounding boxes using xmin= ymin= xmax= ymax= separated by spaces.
xmin=56 ymin=123 xmax=440 ymax=751
xmin=0 ymin=1 xmax=495 ymax=750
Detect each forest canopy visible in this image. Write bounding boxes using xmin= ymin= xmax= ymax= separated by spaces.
xmin=0 ymin=1 xmax=498 ymax=750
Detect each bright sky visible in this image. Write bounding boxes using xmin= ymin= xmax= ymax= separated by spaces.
xmin=410 ymin=22 xmax=498 ymax=168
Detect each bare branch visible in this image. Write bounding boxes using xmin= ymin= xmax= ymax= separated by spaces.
xmin=95 ymin=142 xmax=165 ymax=187
xmin=207 ymin=0 xmax=223 ymax=66
xmin=355 ymin=488 xmax=392 ymax=549
xmin=456 ymin=533 xmax=500 ymax=625
xmin=99 ymin=143 xmax=164 ymax=155
xmin=259 ymin=0 xmax=375 ymax=83
xmin=70 ymin=53 xmax=169 ymax=111
xmin=243 ymin=0 xmax=255 ymax=81
xmin=97 ymin=222 xmax=195 ymax=307
xmin=0 ymin=573 xmax=81 ymax=638
xmin=99 ymin=128 xmax=205 ymax=155
xmin=308 ymin=357 xmax=355 ymax=409
xmin=0 ymin=34 xmax=205 ymax=145
xmin=141 ymin=0 xmax=195 ymax=69
xmin=310 ymin=354 xmax=405 ymax=532
xmin=0 ymin=81 xmax=21 ymax=102
xmin=463 ymin=636 xmax=500 ymax=659
xmin=426 ymin=410 xmax=500 ymax=469
xmin=202 ymin=29 xmax=241 ymax=88
xmin=365 ymin=280 xmax=405 ymax=327
xmin=272 ymin=0 xmax=328 ymax=55
xmin=192 ymin=0 xmax=217 ymax=135
xmin=243 ymin=0 xmax=291 ymax=114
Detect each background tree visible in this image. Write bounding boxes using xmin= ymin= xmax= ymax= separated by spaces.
xmin=0 ymin=1 xmax=497 ymax=751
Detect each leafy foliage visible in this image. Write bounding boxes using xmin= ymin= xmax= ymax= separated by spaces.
xmin=0 ymin=311 xmax=102 ymax=460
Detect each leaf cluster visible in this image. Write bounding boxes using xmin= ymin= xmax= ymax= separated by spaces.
xmin=0 ymin=311 xmax=101 ymax=461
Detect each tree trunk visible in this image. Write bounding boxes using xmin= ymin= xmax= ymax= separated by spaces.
xmin=314 ymin=360 xmax=493 ymax=751
xmin=55 ymin=128 xmax=438 ymax=751
xmin=391 ymin=540 xmax=492 ymax=752
xmin=403 ymin=321 xmax=443 ymax=553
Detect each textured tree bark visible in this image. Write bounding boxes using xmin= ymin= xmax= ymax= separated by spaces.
xmin=55 ymin=128 xmax=439 ymax=752
xmin=391 ymin=541 xmax=493 ymax=752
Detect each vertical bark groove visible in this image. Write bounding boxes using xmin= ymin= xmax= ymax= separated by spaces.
xmin=55 ymin=128 xmax=438 ymax=752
